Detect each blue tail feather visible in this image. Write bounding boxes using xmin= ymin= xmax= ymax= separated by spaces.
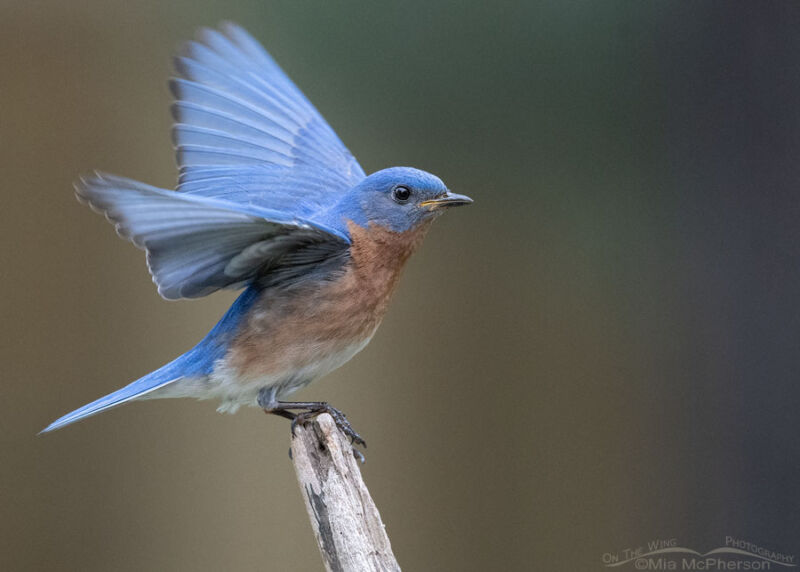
xmin=40 ymin=354 xmax=193 ymax=433
xmin=41 ymin=286 xmax=261 ymax=433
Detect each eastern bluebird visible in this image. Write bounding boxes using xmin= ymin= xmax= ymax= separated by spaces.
xmin=42 ymin=23 xmax=471 ymax=448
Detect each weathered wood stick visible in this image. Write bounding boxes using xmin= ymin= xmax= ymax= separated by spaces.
xmin=289 ymin=413 xmax=401 ymax=572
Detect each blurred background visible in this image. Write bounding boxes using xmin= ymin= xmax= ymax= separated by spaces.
xmin=3 ymin=1 xmax=800 ymax=570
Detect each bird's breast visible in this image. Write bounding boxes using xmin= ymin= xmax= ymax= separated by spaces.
xmin=224 ymin=220 xmax=432 ymax=382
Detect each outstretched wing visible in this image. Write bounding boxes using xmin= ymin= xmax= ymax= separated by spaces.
xmin=171 ymin=22 xmax=365 ymax=219
xmin=77 ymin=173 xmax=349 ymax=300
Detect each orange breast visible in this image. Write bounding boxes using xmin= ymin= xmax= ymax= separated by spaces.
xmin=226 ymin=220 xmax=432 ymax=379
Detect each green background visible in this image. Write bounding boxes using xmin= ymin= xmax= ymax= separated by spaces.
xmin=3 ymin=1 xmax=799 ymax=570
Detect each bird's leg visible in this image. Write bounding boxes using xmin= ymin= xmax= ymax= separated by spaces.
xmin=258 ymin=390 xmax=366 ymax=460
xmin=258 ymin=387 xmax=297 ymax=421
xmin=267 ymin=408 xmax=297 ymax=422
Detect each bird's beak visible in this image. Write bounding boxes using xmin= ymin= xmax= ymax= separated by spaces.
xmin=420 ymin=191 xmax=474 ymax=210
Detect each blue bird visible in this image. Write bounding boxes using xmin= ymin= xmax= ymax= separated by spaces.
xmin=42 ymin=22 xmax=471 ymax=446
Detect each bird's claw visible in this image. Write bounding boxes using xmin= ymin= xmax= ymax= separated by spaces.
xmin=289 ymin=415 xmax=302 ymax=438
xmin=321 ymin=405 xmax=366 ymax=449
xmin=268 ymin=401 xmax=367 ymax=460
xmin=351 ymin=447 xmax=366 ymax=464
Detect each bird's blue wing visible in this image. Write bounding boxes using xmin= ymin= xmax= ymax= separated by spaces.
xmin=170 ymin=22 xmax=365 ymax=218
xmin=77 ymin=173 xmax=349 ymax=300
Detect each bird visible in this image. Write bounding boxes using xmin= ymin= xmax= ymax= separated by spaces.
xmin=41 ymin=22 xmax=472 ymax=448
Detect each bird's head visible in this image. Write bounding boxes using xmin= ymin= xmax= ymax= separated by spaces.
xmin=339 ymin=167 xmax=472 ymax=233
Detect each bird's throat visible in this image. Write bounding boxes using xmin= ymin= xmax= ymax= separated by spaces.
xmin=346 ymin=219 xmax=433 ymax=283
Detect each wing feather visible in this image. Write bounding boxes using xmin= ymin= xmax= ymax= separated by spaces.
xmin=76 ymin=173 xmax=348 ymax=300
xmin=170 ymin=22 xmax=365 ymax=217
xmin=75 ymin=24 xmax=361 ymax=300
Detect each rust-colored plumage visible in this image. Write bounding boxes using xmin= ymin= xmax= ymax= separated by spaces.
xmin=227 ymin=220 xmax=432 ymax=381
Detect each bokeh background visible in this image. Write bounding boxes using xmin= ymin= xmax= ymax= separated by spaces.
xmin=3 ymin=1 xmax=800 ymax=570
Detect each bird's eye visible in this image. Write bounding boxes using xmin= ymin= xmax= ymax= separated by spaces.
xmin=392 ymin=185 xmax=412 ymax=203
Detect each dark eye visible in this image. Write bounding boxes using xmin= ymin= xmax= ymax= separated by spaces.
xmin=392 ymin=185 xmax=412 ymax=203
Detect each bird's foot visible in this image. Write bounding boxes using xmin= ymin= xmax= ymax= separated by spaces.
xmin=289 ymin=403 xmax=366 ymax=449
xmin=263 ymin=400 xmax=366 ymax=462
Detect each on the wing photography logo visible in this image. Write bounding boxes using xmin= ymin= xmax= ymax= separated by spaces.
xmin=601 ymin=537 xmax=796 ymax=570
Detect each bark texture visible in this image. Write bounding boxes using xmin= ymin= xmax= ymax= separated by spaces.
xmin=290 ymin=414 xmax=400 ymax=572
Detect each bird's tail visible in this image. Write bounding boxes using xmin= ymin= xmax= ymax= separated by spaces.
xmin=40 ymin=351 xmax=195 ymax=434
xmin=41 ymin=287 xmax=260 ymax=434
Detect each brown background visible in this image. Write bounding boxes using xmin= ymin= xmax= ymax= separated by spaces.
xmin=3 ymin=2 xmax=800 ymax=570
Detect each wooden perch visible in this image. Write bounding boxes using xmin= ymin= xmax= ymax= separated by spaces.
xmin=290 ymin=413 xmax=401 ymax=572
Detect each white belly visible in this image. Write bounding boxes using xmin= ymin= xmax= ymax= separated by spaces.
xmin=148 ymin=335 xmax=373 ymax=413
